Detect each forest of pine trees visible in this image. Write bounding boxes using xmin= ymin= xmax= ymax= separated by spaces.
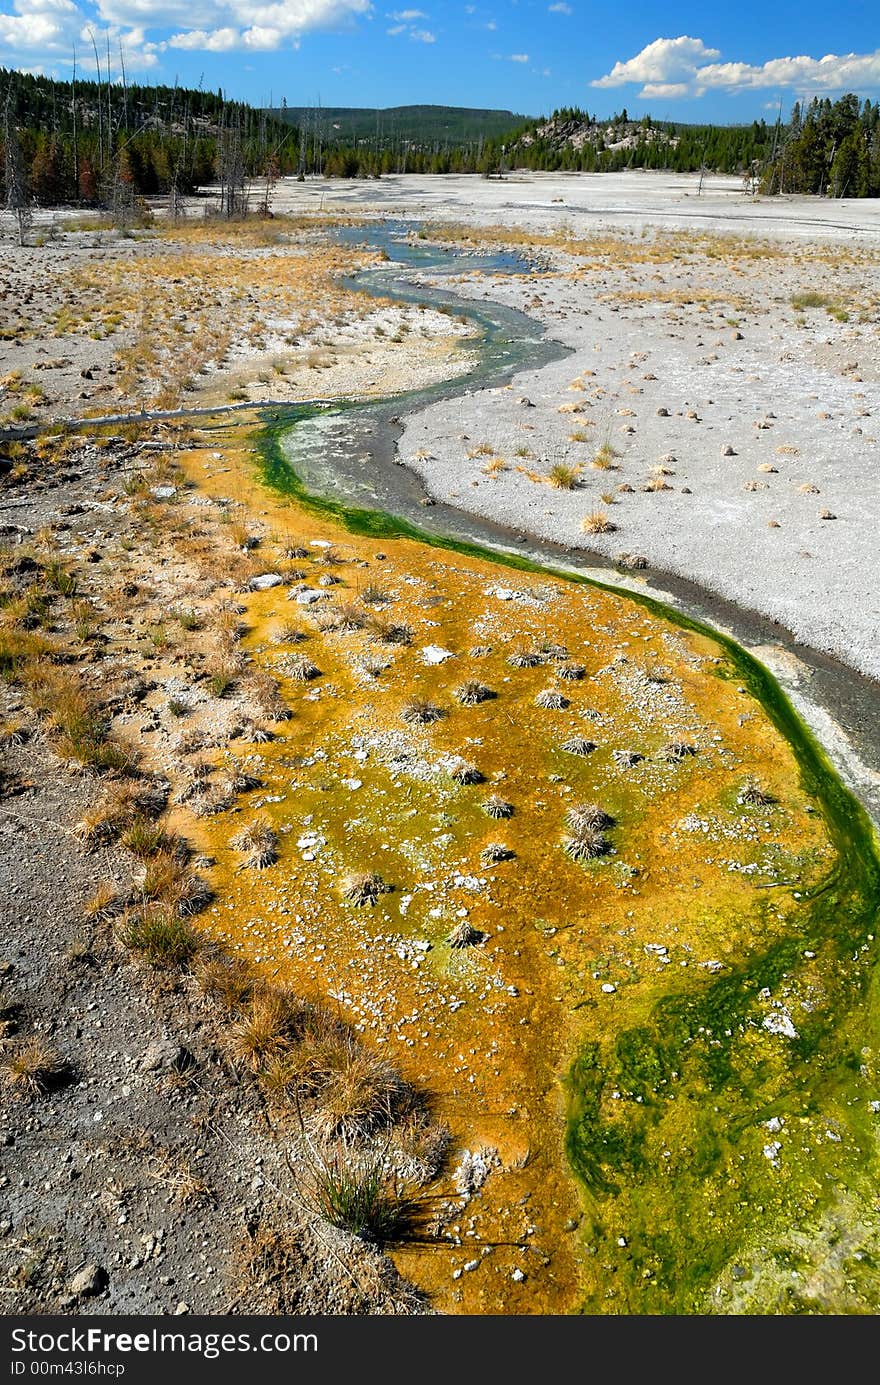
xmin=1 ymin=66 xmax=878 ymax=208
xmin=761 ymin=95 xmax=880 ymax=196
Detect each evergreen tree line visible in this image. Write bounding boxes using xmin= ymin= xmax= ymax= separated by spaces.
xmin=2 ymin=67 xmax=878 ymax=204
xmin=762 ymin=95 xmax=880 ymax=196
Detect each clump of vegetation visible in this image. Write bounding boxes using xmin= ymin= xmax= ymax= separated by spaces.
xmin=2 ymin=1037 xmax=67 ymax=1096
xmin=448 ymin=757 xmax=483 ymax=785
xmin=231 ymin=816 xmax=278 ymax=870
xmin=480 ymin=842 xmax=515 ymax=865
xmin=582 ymin=510 xmax=617 ymax=534
xmin=738 ymin=777 xmax=777 ymax=806
xmin=368 ymin=617 xmax=412 ymax=646
xmin=561 ymin=736 xmax=597 ymax=756
xmin=535 ymin=689 xmax=569 ymax=710
xmin=284 ymin=653 xmax=320 ymax=682
xmin=483 ymin=795 xmax=514 ymax=819
xmin=548 ymin=462 xmax=580 ymax=489
xmin=507 ymin=647 xmax=543 ymax=668
xmin=592 ymin=443 xmax=619 ymax=470
xmin=341 ymin=871 xmax=390 ymax=907
xmin=562 ymin=822 xmax=610 ymax=862
xmin=454 ymin=680 xmax=495 ymax=705
xmin=82 ymin=880 xmax=123 ymax=923
xmin=122 ymin=818 xmax=174 ymax=859
xmin=297 ymin=1146 xmax=416 ymax=1245
xmin=195 ymin=952 xmax=254 ymax=1010
xmin=118 ymin=906 xmax=200 ymax=969
xmin=663 ymin=742 xmax=697 ymax=762
xmin=557 ymin=663 xmax=586 ymax=681
xmin=330 ymin=602 xmax=366 ymax=633
xmin=566 ymin=802 xmax=613 ymax=832
xmin=307 ymin=1040 xmax=404 ymax=1145
xmin=448 ymin=919 xmax=482 ymax=949
xmin=230 ymin=988 xmax=299 ymax=1071
xmin=401 ymin=697 xmax=445 ymax=726
xmin=360 ymin=583 xmax=390 ymax=606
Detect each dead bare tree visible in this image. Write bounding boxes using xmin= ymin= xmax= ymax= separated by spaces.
xmin=71 ymin=44 xmax=79 ymax=198
xmin=216 ymin=111 xmax=246 ymax=218
xmin=88 ymin=28 xmax=104 ymax=173
xmin=3 ymin=88 xmax=32 ymax=247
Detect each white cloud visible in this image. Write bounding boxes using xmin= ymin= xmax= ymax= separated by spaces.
xmin=386 ymin=20 xmax=404 ymax=31
xmin=698 ymin=51 xmax=880 ymax=92
xmin=0 ymin=0 xmax=158 ymax=69
xmin=640 ymin=82 xmax=689 ymax=100
xmin=0 ymin=0 xmax=374 ymax=64
xmin=592 ymin=34 xmax=880 ymax=99
xmin=548 ymin=2 xmax=572 ymax=13
xmin=409 ymin=25 xmax=433 ymax=40
xmin=509 ymin=51 xmax=527 ymax=62
xmin=169 ymin=23 xmax=237 ymax=47
xmin=592 ymin=35 xmax=719 ymax=89
xmin=388 ymin=6 xmax=424 ymax=17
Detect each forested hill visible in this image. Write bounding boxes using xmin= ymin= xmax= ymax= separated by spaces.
xmin=0 ymin=67 xmax=296 ymax=204
xmin=509 ymin=97 xmax=880 ymax=194
xmin=269 ymin=104 xmax=530 ymax=146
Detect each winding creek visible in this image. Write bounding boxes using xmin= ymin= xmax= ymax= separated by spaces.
xmin=217 ymin=221 xmax=880 ymax=1312
xmin=268 ymin=220 xmax=880 ymax=831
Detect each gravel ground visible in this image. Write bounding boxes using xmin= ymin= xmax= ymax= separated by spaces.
xmin=0 ymin=437 xmax=425 ymax=1318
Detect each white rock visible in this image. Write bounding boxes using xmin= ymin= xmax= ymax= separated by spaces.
xmin=421 ymin=644 xmax=455 ymax=664
xmin=762 ymin=1007 xmax=798 ymax=1039
xmin=250 ymin=573 xmax=284 ymax=591
xmin=294 ymin=589 xmax=323 ymax=605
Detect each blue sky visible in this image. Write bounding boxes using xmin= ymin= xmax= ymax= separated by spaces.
xmin=2 ymin=0 xmax=879 ymax=122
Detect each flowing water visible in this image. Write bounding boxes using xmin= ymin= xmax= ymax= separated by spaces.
xmin=270 ymin=219 xmax=880 ymax=827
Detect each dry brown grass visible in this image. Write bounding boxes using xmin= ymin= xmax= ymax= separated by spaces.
xmin=581 ymin=510 xmax=617 ymax=535
xmin=2 ymin=1037 xmax=67 ymax=1095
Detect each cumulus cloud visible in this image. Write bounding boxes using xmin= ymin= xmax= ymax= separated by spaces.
xmin=548 ymin=2 xmax=572 ymax=13
xmin=592 ymin=34 xmax=880 ymax=98
xmin=0 ymin=0 xmax=373 ymax=65
xmin=592 ymin=35 xmax=719 ymax=89
xmin=508 ymin=52 xmax=527 ymax=63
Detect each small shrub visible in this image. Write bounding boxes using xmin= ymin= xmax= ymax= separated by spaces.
xmin=581 ymin=510 xmax=617 ymax=535
xmin=454 ymin=680 xmax=495 ymax=705
xmin=561 ymin=737 xmax=597 ymax=757
xmin=341 ymin=871 xmax=389 ymax=907
xmin=566 ymin=802 xmax=613 ymax=832
xmin=483 ymin=795 xmax=513 ymax=819
xmin=448 ymin=919 xmax=482 ymax=948
xmin=300 ymin=1147 xmax=416 ymax=1244
xmin=118 ymin=901 xmax=200 ymax=966
xmin=230 ymin=816 xmax=278 ymax=870
xmin=548 ymin=463 xmax=579 ymax=490
xmin=562 ymin=824 xmax=609 ymax=862
xmin=535 ymin=689 xmax=569 ymax=711
xmin=738 ymin=777 xmax=776 ymax=806
xmin=2 ymin=1038 xmax=67 ymax=1095
xmin=448 ymin=757 xmax=483 ymax=785
xmin=284 ymin=653 xmax=320 ymax=682
xmin=401 ymin=697 xmax=444 ymax=726
xmin=480 ymin=842 xmax=515 ymax=865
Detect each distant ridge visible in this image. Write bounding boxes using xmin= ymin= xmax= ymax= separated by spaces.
xmin=268 ymin=104 xmax=531 ymax=147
